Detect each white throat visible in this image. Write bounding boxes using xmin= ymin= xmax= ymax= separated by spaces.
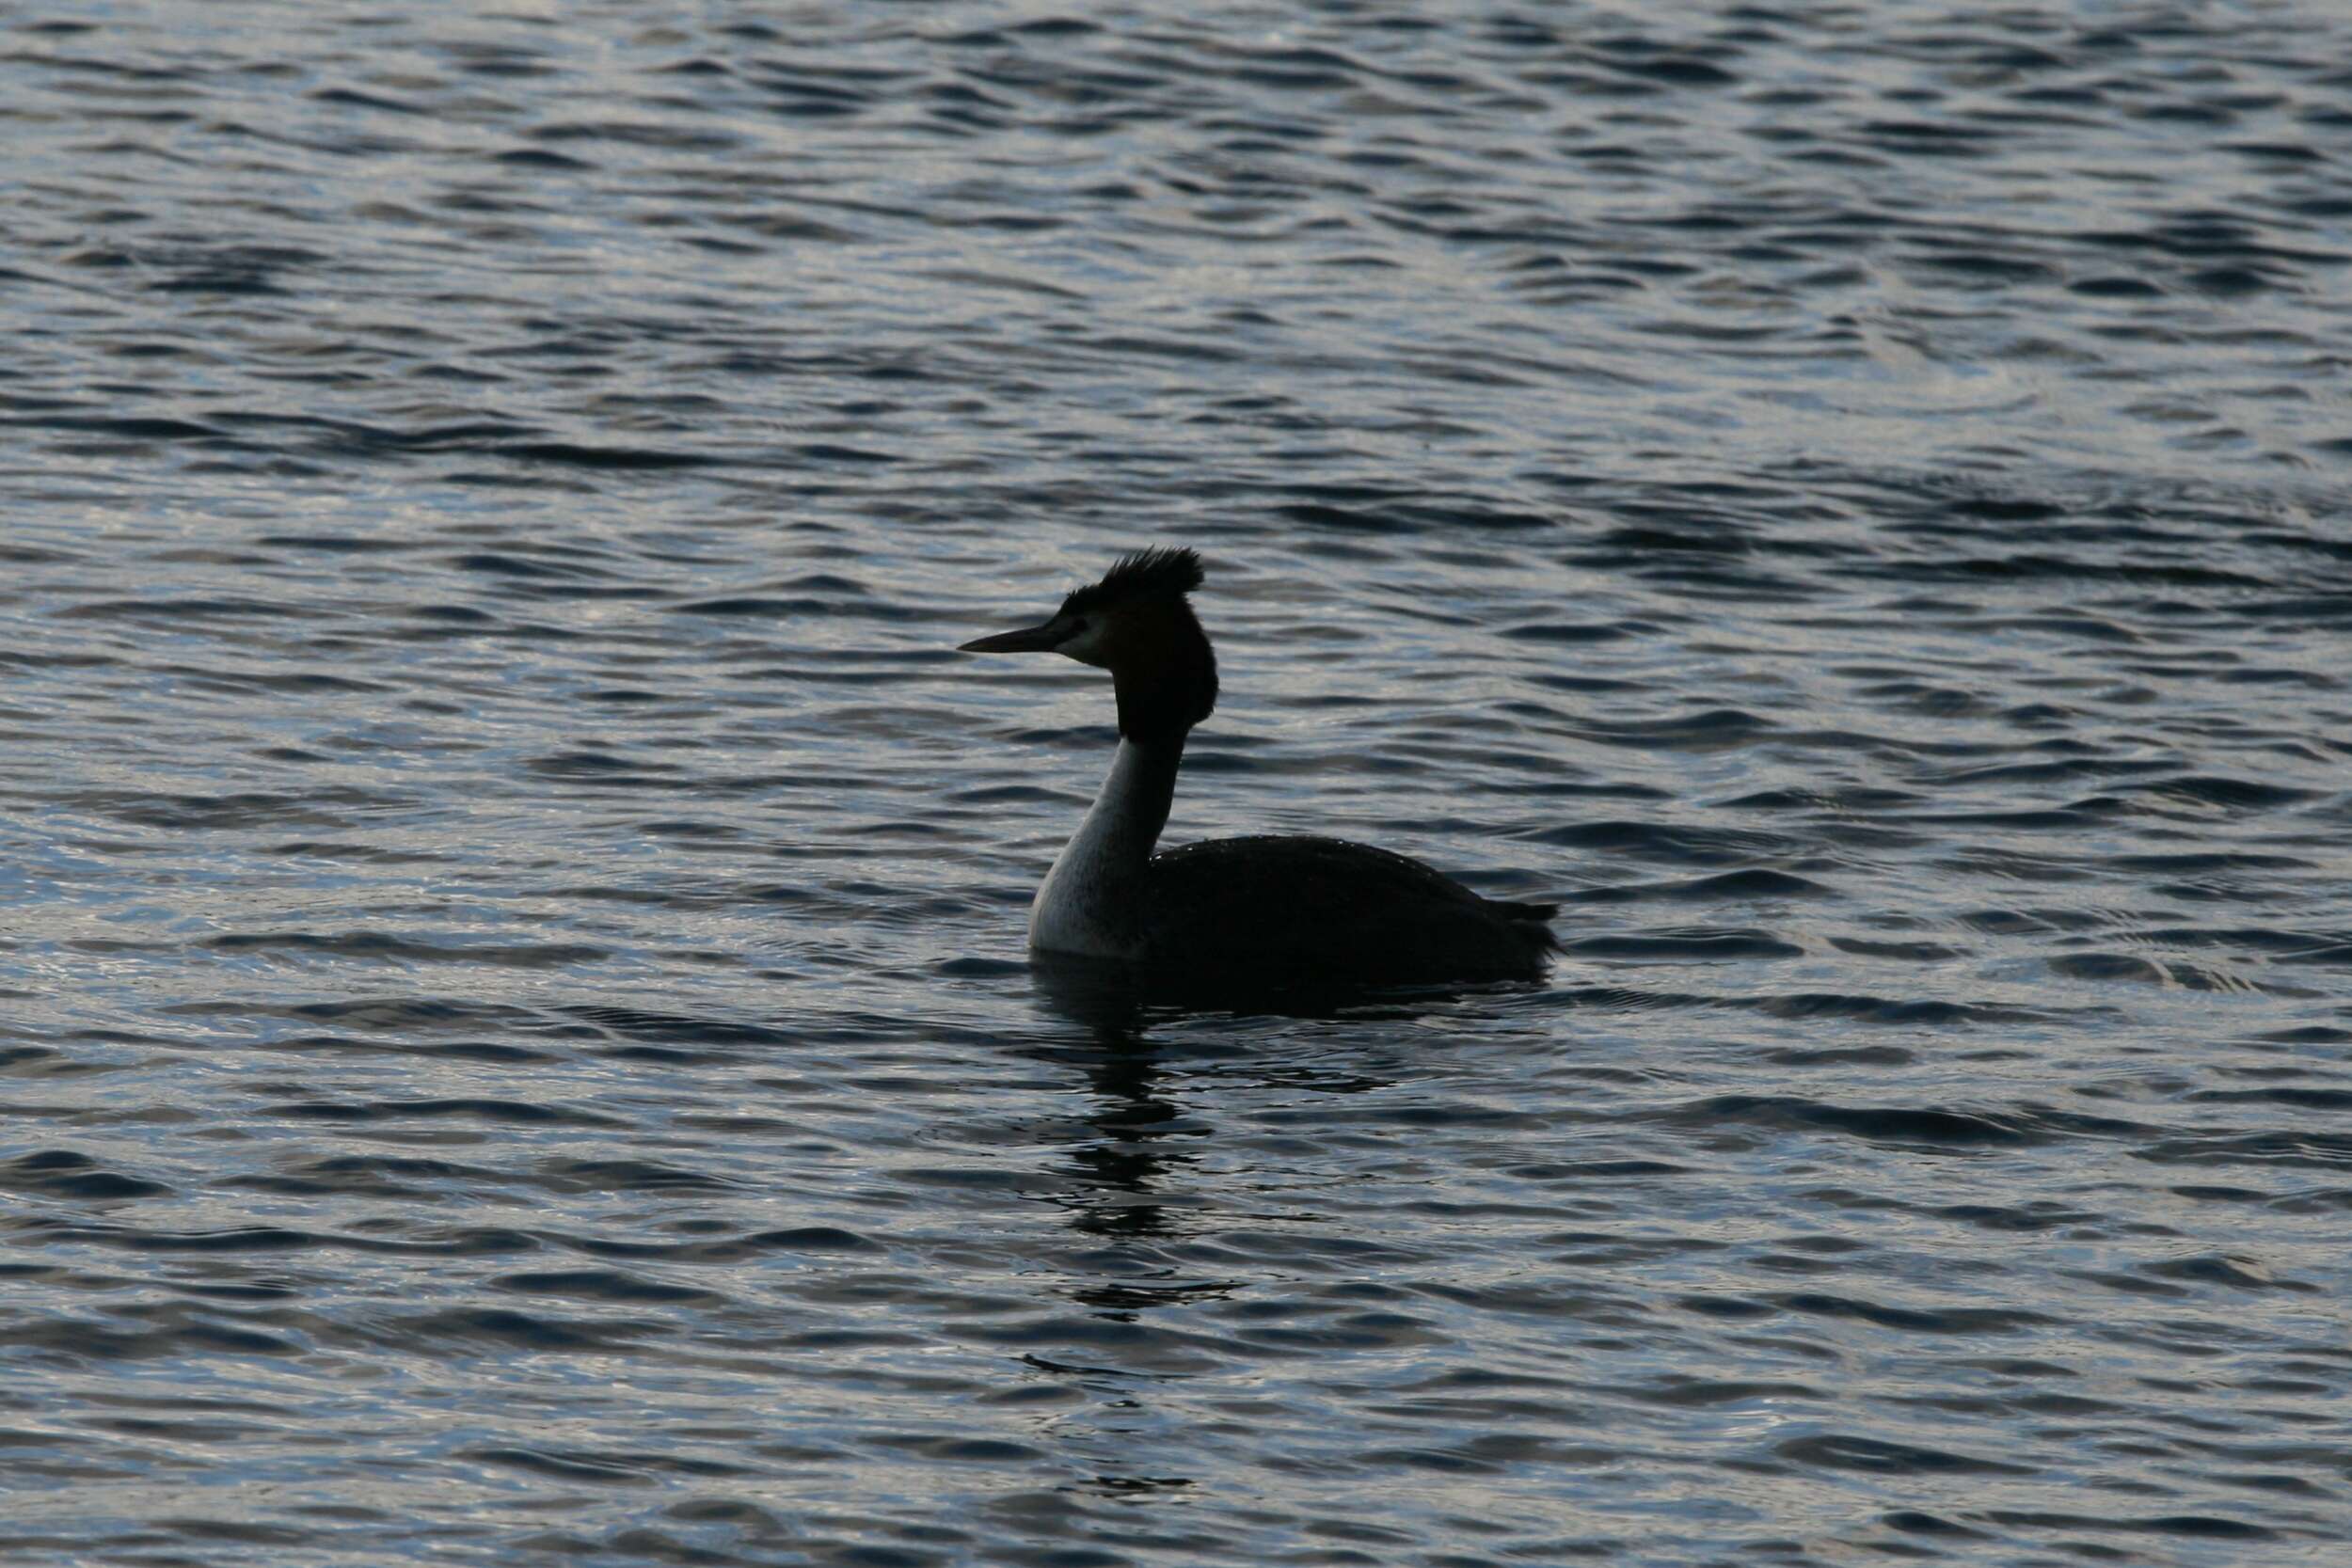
xmin=1028 ymin=738 xmax=1175 ymax=958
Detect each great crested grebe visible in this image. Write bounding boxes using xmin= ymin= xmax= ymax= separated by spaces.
xmin=959 ymin=547 xmax=1557 ymax=984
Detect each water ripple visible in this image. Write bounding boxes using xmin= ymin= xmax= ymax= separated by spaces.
xmin=2 ymin=1 xmax=2349 ymax=1563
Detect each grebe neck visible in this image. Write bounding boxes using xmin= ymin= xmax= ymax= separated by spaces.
xmin=1027 ymin=736 xmax=1184 ymax=958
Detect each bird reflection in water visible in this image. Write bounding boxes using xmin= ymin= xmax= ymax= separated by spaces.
xmin=1026 ymin=955 xmax=1187 ymax=1243
xmin=1021 ymin=955 xmax=1496 ymax=1248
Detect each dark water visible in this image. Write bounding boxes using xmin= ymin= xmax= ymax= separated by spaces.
xmin=5 ymin=4 xmax=2350 ymax=1563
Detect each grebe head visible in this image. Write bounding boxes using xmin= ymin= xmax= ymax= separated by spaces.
xmin=961 ymin=546 xmax=1219 ymax=742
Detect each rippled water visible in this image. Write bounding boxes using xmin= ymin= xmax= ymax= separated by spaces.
xmin=5 ymin=4 xmax=2350 ymax=1563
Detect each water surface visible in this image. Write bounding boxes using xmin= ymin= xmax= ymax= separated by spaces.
xmin=4 ymin=4 xmax=2350 ymax=1563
